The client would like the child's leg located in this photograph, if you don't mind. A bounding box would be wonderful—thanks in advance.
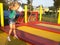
[9,23,13,36]
[13,23,18,39]
[7,23,13,41]
[13,23,16,36]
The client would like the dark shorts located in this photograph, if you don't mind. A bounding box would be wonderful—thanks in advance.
[9,18,16,24]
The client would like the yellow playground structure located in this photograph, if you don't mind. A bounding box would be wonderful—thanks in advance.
[0,3,60,45]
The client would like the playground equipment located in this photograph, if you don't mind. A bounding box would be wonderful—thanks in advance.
[16,5,38,24]
[24,5,43,23]
[0,3,60,45]
[58,8,60,24]
[24,5,28,23]
[24,5,38,23]
[28,11,38,22]
[39,5,43,21]
[0,3,60,27]
[0,3,4,27]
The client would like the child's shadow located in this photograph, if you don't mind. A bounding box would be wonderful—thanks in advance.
[5,36,27,45]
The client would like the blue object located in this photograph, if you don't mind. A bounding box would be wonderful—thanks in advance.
[4,10,10,19]
[4,10,20,19]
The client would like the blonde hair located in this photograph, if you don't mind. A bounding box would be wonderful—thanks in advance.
[8,1,20,10]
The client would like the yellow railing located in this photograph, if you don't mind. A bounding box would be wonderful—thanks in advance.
[24,5,28,23]
[0,3,4,27]
[39,6,43,21]
[58,8,60,24]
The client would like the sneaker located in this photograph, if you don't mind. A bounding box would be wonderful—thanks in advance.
[7,36,11,41]
[14,35,18,39]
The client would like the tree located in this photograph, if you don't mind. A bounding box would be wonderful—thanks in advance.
[27,0,31,4]
[54,0,60,9]
[49,6,56,11]
[0,0,8,10]
[27,0,33,11]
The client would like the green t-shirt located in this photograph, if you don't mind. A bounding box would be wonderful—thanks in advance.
[9,10,16,19]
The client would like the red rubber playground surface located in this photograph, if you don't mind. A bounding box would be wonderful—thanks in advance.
[0,22,60,45]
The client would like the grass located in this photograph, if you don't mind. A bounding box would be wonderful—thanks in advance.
[41,13,58,23]
[42,16,57,23]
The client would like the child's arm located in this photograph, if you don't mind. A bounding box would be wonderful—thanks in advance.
[8,5,12,10]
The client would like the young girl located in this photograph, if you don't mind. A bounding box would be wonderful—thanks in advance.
[7,1,20,41]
